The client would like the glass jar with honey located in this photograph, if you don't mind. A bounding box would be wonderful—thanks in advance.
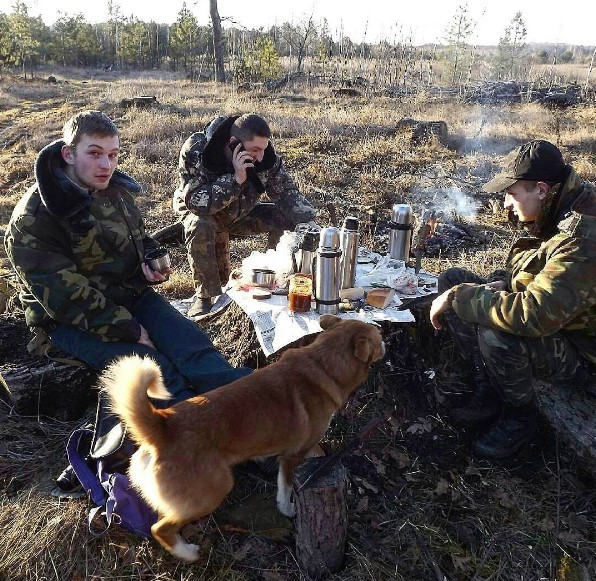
[288,273,313,313]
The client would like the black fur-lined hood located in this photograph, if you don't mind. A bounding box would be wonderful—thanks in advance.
[200,115,277,174]
[34,139,142,218]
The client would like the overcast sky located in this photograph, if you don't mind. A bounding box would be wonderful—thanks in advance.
[4,0,595,46]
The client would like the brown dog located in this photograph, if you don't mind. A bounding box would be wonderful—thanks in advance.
[102,314,385,561]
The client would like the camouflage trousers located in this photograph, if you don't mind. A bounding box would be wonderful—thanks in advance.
[182,203,296,298]
[438,267,595,406]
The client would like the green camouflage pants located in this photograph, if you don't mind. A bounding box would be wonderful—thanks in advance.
[438,267,594,406]
[183,203,295,298]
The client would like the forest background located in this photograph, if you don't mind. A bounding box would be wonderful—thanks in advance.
[1,0,595,91]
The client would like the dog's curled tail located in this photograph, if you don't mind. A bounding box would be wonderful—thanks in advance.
[102,354,170,448]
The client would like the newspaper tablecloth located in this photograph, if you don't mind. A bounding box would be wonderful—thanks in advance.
[226,288,419,357]
[172,250,439,357]
[228,259,437,358]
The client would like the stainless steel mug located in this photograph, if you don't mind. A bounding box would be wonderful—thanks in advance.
[144,247,171,273]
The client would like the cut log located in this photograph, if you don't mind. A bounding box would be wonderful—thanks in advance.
[293,457,348,579]
[2,359,97,421]
[0,311,97,420]
[535,380,596,477]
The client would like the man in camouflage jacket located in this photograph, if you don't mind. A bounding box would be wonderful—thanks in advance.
[5,111,251,410]
[430,140,595,459]
[173,114,317,317]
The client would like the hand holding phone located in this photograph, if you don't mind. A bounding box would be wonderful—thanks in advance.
[230,139,255,185]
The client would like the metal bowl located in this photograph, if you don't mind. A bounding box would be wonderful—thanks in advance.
[251,269,276,287]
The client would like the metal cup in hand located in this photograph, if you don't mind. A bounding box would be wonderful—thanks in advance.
[144,247,171,274]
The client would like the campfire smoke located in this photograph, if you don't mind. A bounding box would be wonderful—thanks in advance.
[433,186,480,219]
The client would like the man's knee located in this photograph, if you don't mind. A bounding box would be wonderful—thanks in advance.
[438,267,482,293]
[183,213,216,246]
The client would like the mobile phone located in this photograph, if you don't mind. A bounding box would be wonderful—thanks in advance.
[229,138,244,153]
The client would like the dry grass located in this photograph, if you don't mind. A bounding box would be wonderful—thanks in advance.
[1,72,595,581]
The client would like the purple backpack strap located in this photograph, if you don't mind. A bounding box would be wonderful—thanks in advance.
[66,428,106,507]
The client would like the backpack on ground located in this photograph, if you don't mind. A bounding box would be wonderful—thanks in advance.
[66,395,158,538]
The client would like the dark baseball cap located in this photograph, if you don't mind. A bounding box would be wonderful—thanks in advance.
[482,140,566,193]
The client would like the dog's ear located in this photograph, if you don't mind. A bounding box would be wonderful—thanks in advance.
[353,335,372,362]
[319,314,341,330]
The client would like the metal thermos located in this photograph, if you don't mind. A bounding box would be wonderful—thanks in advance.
[339,216,359,289]
[294,230,318,275]
[388,203,414,261]
[315,227,342,315]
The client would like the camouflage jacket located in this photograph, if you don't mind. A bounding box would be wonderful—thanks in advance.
[4,139,158,342]
[451,169,596,365]
[172,115,315,227]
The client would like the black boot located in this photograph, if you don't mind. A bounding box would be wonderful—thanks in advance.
[472,402,538,459]
[449,355,503,429]
[449,382,502,426]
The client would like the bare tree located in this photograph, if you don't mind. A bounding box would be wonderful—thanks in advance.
[209,0,225,82]
[443,3,475,84]
[282,14,316,74]
[585,47,596,93]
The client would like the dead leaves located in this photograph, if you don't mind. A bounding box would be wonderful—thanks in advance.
[406,416,433,435]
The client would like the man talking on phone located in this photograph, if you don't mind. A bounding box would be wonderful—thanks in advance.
[173,114,318,318]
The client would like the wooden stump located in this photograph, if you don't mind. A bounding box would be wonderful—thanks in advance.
[293,457,348,579]
[119,96,158,108]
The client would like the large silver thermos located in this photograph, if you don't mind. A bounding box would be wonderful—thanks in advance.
[339,216,359,289]
[388,203,414,261]
[315,227,342,315]
[294,230,318,275]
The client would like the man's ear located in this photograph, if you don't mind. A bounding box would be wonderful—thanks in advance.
[62,144,75,166]
[536,181,550,200]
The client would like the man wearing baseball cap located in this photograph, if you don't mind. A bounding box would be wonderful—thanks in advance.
[429,140,596,459]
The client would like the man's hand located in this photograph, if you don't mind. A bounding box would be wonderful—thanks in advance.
[141,262,172,284]
[231,141,254,185]
[429,288,455,330]
[484,280,506,291]
[137,324,156,349]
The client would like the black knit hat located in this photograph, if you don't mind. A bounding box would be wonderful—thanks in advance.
[483,140,566,193]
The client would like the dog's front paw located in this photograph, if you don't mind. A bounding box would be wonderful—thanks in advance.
[277,498,295,518]
[171,539,200,563]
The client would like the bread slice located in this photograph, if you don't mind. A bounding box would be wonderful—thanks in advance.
[252,289,272,300]
[366,288,395,309]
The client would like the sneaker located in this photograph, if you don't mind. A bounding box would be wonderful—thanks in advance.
[51,464,86,499]
[55,464,82,492]
[188,296,213,318]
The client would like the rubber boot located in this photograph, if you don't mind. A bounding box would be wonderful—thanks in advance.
[472,402,538,459]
